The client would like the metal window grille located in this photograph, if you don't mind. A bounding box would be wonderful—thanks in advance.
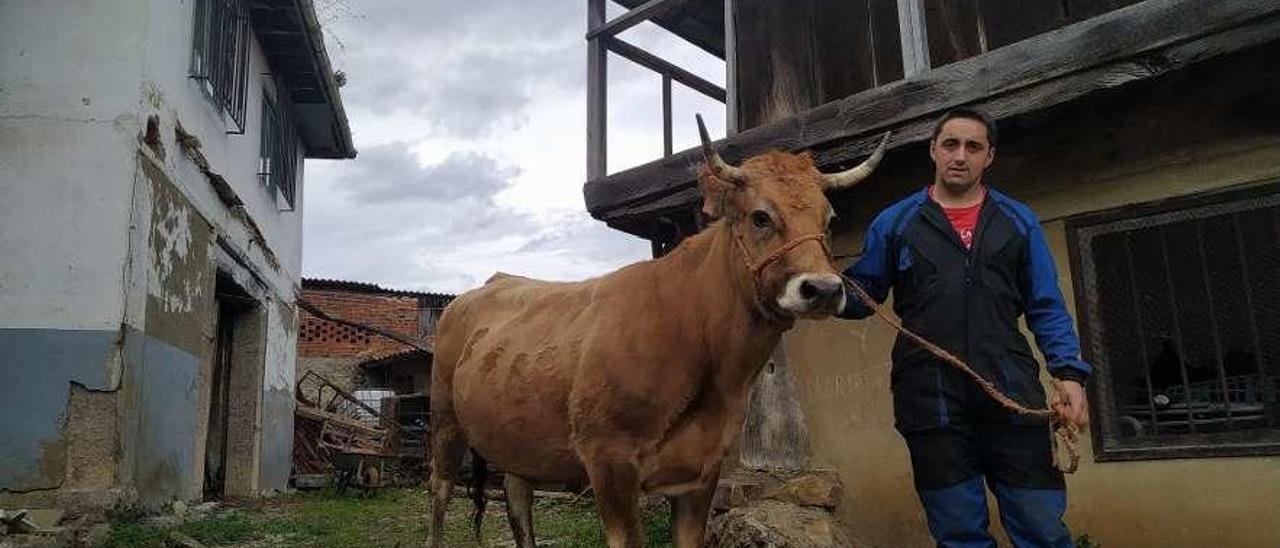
[1070,186,1280,460]
[190,0,251,133]
[259,90,299,209]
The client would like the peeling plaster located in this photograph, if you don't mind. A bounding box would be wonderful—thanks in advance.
[0,329,113,491]
[173,120,283,273]
[65,383,118,490]
[142,81,164,110]
[147,192,197,314]
[142,160,213,358]
[264,299,298,391]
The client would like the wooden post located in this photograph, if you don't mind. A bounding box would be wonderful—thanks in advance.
[662,74,673,157]
[724,0,739,135]
[739,340,812,470]
[897,0,930,77]
[587,0,607,180]
[650,239,665,259]
[729,0,821,472]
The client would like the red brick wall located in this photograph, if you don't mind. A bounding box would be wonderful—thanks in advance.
[298,289,420,359]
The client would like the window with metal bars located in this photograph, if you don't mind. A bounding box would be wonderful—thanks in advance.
[190,0,251,133]
[1068,184,1280,460]
[259,90,300,209]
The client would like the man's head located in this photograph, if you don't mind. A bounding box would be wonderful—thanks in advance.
[929,108,996,193]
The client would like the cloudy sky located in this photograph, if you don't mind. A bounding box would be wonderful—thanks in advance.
[302,1,726,294]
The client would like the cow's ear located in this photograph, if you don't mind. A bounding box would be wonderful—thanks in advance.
[698,167,737,222]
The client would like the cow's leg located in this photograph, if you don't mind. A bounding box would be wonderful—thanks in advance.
[427,421,467,548]
[583,456,643,548]
[669,476,717,548]
[503,473,537,548]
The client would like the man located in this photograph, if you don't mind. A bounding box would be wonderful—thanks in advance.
[839,108,1090,547]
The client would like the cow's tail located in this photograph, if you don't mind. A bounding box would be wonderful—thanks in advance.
[468,448,489,541]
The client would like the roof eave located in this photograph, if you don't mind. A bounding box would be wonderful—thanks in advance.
[252,0,356,160]
[295,0,355,159]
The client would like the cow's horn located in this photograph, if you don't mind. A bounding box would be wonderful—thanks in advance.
[823,131,891,191]
[696,114,746,186]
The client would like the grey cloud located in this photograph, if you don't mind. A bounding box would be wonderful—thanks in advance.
[344,1,582,44]
[344,44,579,138]
[303,174,648,294]
[335,144,518,204]
[513,213,649,260]
[323,2,582,138]
[303,1,655,294]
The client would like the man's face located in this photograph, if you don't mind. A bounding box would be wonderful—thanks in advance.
[929,117,994,192]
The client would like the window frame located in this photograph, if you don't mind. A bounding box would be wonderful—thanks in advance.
[258,80,300,210]
[1066,181,1280,462]
[190,0,251,134]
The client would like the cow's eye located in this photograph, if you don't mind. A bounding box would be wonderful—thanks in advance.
[751,210,772,229]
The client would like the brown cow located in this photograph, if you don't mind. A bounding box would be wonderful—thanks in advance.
[428,116,888,548]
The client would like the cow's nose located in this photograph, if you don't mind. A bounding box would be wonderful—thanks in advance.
[799,276,842,302]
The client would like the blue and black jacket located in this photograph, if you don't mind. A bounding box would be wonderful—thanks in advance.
[840,187,1090,432]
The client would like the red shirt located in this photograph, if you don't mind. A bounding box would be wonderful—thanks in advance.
[930,186,984,249]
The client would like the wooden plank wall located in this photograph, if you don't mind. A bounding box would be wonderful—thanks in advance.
[871,0,906,85]
[926,0,1147,68]
[732,0,1145,131]
[733,0,905,132]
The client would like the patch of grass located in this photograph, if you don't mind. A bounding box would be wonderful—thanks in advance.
[641,507,673,548]
[180,514,259,544]
[98,488,677,547]
[101,520,170,548]
[525,498,672,548]
[533,502,607,548]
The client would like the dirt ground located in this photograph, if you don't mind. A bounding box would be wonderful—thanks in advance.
[99,487,672,548]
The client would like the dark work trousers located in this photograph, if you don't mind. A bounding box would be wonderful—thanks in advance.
[902,400,1072,548]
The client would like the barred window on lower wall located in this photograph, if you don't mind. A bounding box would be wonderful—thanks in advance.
[1068,184,1280,461]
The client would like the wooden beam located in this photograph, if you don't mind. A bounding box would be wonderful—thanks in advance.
[604,36,727,102]
[724,0,739,134]
[612,0,727,59]
[585,0,696,40]
[583,0,1280,227]
[662,74,673,157]
[897,0,930,76]
[587,0,607,180]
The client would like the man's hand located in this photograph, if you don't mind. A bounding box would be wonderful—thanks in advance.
[1054,380,1089,428]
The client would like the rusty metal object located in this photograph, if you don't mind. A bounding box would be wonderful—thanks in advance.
[291,371,400,493]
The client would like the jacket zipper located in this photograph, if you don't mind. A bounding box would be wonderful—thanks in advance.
[959,207,983,422]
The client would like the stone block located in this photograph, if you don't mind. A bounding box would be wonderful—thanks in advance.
[762,471,842,509]
[712,478,766,511]
[706,500,856,548]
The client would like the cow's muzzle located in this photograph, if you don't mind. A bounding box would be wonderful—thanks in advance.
[778,273,845,317]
